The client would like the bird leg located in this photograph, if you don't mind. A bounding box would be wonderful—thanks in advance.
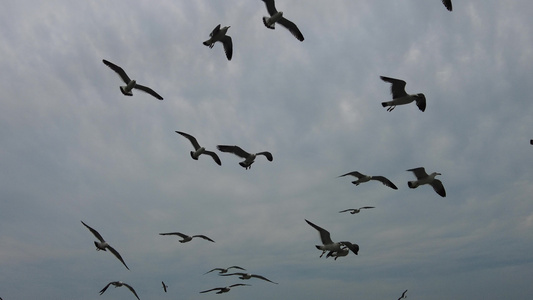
[387,105,395,112]
[319,250,326,258]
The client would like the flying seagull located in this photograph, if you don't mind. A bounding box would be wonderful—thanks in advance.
[380,76,426,112]
[203,266,246,275]
[200,284,250,294]
[81,221,129,270]
[203,24,232,61]
[339,207,375,214]
[161,281,168,293]
[338,171,398,189]
[261,0,304,41]
[217,145,273,169]
[305,219,359,257]
[398,289,408,300]
[442,0,452,11]
[159,232,215,243]
[221,273,278,284]
[407,167,446,197]
[99,281,140,300]
[102,59,163,100]
[175,131,221,166]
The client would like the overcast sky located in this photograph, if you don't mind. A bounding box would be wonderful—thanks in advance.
[1,0,533,299]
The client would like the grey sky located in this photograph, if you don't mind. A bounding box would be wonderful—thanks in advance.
[1,0,533,299]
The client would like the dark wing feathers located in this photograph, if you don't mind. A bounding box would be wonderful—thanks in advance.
[123,283,140,300]
[133,84,163,100]
[159,232,189,238]
[262,0,278,16]
[106,245,130,270]
[192,235,215,242]
[430,179,446,197]
[256,151,273,161]
[338,171,364,178]
[221,36,233,61]
[175,131,200,150]
[102,59,131,83]
[380,76,408,98]
[305,219,333,245]
[371,176,398,189]
[277,18,304,41]
[442,0,452,11]
[204,151,222,165]
[407,167,429,179]
[217,145,251,159]
[81,221,105,243]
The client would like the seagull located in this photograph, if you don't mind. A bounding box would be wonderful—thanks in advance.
[305,219,359,257]
[203,24,232,61]
[380,76,426,112]
[221,273,278,284]
[175,131,221,166]
[203,266,246,275]
[339,207,375,214]
[159,232,215,243]
[407,167,446,197]
[99,281,140,300]
[102,59,163,100]
[81,221,129,270]
[217,145,273,169]
[162,281,168,293]
[398,289,408,300]
[442,0,452,11]
[200,284,250,294]
[261,0,304,41]
[338,171,398,189]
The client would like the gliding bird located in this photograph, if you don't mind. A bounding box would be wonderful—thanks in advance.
[261,0,304,41]
[398,289,408,300]
[200,284,250,294]
[102,59,163,100]
[203,24,232,61]
[442,0,452,11]
[99,281,140,300]
[159,232,215,243]
[305,219,359,257]
[380,76,426,112]
[81,221,130,270]
[162,281,168,293]
[217,145,273,169]
[407,167,446,197]
[175,131,221,165]
[338,171,398,189]
[339,207,375,214]
[203,266,246,275]
[221,273,278,284]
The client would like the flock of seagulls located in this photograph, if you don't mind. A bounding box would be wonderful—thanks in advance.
[78,1,460,299]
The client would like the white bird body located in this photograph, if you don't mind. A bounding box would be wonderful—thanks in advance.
[407,167,446,197]
[326,247,349,260]
[217,145,273,169]
[305,219,359,257]
[203,24,232,61]
[263,11,283,28]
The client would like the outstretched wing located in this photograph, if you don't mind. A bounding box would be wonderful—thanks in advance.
[442,0,452,11]
[159,232,189,239]
[175,131,201,150]
[133,84,163,100]
[251,274,278,284]
[380,76,408,98]
[203,268,223,275]
[430,179,446,197]
[106,245,130,270]
[81,221,105,243]
[278,17,304,41]
[262,0,278,16]
[102,59,131,84]
[305,219,333,245]
[99,282,116,295]
[256,151,273,161]
[204,151,222,166]
[210,24,221,37]
[220,272,244,277]
[229,283,250,288]
[338,171,364,179]
[220,36,233,61]
[217,145,251,159]
[123,283,141,300]
[228,265,246,271]
[340,241,359,255]
[338,209,354,213]
[407,167,429,179]
[200,287,222,293]
[371,176,398,189]
[162,281,167,292]
[415,94,426,112]
[193,235,215,242]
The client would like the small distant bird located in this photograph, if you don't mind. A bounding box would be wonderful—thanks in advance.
[338,171,398,189]
[305,219,359,257]
[398,289,408,300]
[102,59,163,100]
[81,221,129,270]
[407,167,446,197]
[203,24,232,61]
[530,139,532,145]
[175,131,221,165]
[203,266,246,275]
[159,232,215,243]
[200,284,250,294]
[442,0,452,11]
[261,0,304,41]
[380,76,426,112]
[217,145,273,169]
[221,273,278,284]
[162,281,168,293]
[99,281,140,300]
[339,207,375,214]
